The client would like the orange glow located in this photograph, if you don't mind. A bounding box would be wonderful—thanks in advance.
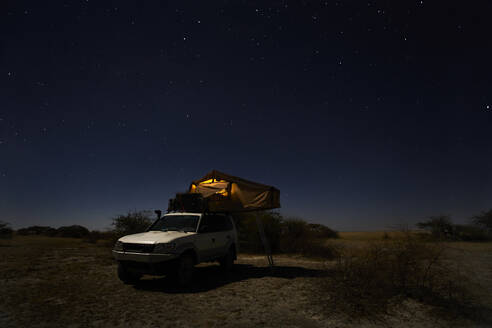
[198,178,227,184]
[216,189,228,196]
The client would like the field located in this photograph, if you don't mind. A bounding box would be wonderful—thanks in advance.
[1,235,491,327]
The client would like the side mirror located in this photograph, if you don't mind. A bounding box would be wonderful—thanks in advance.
[199,225,209,233]
[155,210,162,220]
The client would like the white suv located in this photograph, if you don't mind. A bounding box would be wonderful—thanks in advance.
[112,212,238,285]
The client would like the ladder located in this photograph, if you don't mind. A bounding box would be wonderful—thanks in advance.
[255,212,274,268]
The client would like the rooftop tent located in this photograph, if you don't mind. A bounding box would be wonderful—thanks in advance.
[189,170,280,212]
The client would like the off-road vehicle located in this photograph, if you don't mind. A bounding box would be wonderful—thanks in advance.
[112,212,238,285]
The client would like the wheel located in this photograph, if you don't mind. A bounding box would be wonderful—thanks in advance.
[219,246,235,272]
[174,254,194,286]
[117,262,142,284]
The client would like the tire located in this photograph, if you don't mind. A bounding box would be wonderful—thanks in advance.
[219,246,235,272]
[117,262,141,284]
[174,254,194,286]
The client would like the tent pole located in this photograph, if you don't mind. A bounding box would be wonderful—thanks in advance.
[255,211,274,269]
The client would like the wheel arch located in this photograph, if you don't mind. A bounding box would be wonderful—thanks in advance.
[230,242,237,260]
[180,248,198,264]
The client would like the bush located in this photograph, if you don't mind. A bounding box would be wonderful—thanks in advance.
[56,225,90,238]
[279,219,339,255]
[471,209,492,234]
[417,214,492,241]
[0,221,13,239]
[233,211,283,253]
[279,218,310,253]
[111,210,154,237]
[417,215,454,240]
[454,224,491,241]
[233,212,338,258]
[17,226,57,236]
[307,223,339,239]
[321,232,469,318]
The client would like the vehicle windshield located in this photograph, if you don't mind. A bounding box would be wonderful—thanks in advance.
[148,215,199,232]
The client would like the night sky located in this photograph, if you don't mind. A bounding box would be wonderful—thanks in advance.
[2,0,491,231]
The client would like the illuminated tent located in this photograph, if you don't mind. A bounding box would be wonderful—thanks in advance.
[189,170,280,212]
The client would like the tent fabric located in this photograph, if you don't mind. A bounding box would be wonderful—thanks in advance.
[189,170,280,212]
[193,181,230,198]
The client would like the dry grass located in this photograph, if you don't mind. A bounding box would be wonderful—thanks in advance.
[316,233,492,325]
[1,235,491,327]
[338,230,427,241]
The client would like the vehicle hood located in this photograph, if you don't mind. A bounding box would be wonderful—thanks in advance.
[119,231,196,244]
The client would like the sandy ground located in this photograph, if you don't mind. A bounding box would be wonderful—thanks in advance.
[1,236,491,328]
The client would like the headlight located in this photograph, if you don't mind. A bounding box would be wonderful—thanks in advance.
[114,241,123,251]
[153,243,176,253]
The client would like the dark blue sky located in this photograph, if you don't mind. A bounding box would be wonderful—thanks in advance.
[1,0,491,231]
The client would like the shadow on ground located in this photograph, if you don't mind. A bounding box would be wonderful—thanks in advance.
[133,263,328,293]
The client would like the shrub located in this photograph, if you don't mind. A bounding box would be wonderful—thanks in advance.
[320,232,469,318]
[233,211,283,253]
[471,209,492,234]
[417,215,454,239]
[56,225,90,238]
[111,210,154,237]
[454,224,491,241]
[300,239,339,259]
[17,226,57,236]
[279,218,310,253]
[233,213,338,258]
[0,221,13,239]
[279,218,338,257]
[417,214,492,241]
[307,223,339,239]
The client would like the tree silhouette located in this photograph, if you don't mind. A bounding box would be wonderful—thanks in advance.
[471,209,492,233]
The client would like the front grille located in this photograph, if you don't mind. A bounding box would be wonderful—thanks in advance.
[123,243,155,253]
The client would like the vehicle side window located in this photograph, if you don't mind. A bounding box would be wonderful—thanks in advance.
[219,216,233,231]
[225,216,233,231]
[198,215,214,233]
[198,214,232,232]
[215,215,233,232]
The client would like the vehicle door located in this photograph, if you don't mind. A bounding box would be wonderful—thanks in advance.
[212,214,234,257]
[195,214,217,261]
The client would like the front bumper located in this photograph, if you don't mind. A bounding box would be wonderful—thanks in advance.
[112,250,178,263]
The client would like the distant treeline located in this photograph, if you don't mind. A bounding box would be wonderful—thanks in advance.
[417,210,492,241]
[3,208,491,246]
[2,211,340,257]
[17,225,92,238]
